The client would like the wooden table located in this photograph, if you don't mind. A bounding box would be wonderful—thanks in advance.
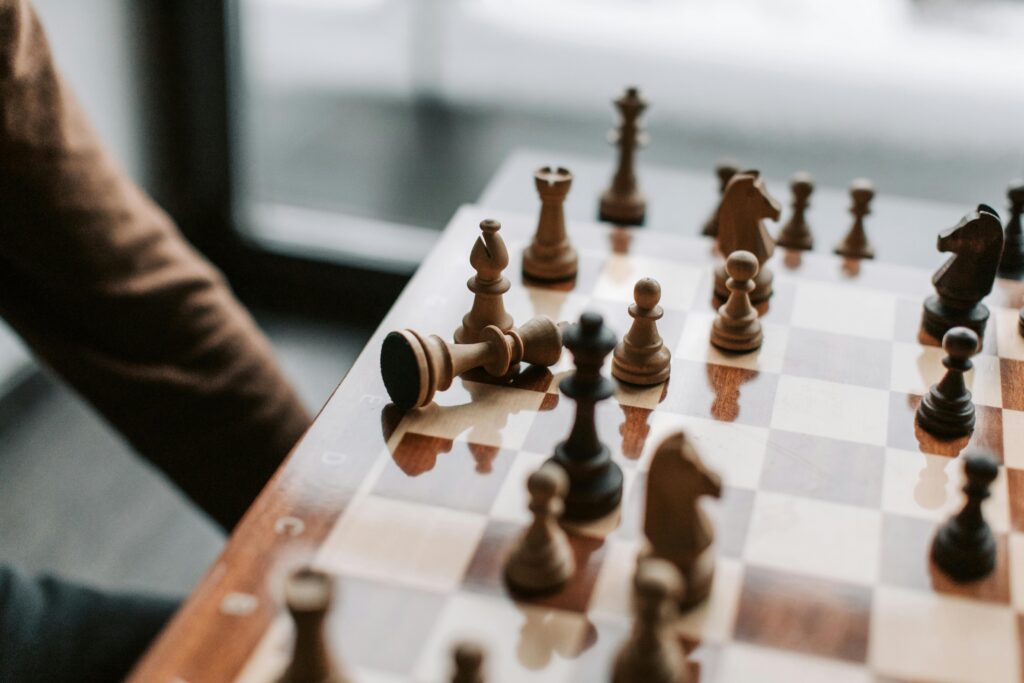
[129,155,1024,683]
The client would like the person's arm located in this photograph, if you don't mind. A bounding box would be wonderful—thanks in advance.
[0,0,311,530]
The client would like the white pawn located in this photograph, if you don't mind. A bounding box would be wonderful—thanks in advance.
[612,278,672,385]
[710,250,763,352]
[612,558,691,683]
[504,463,576,594]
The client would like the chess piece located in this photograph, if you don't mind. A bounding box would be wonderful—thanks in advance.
[775,172,814,250]
[931,450,998,582]
[713,171,780,304]
[455,219,514,344]
[504,463,576,594]
[548,312,624,521]
[916,327,979,438]
[612,558,691,683]
[599,87,648,226]
[612,278,671,385]
[278,568,349,683]
[524,167,578,281]
[711,251,763,352]
[1020,305,1024,338]
[833,179,876,259]
[381,317,562,410]
[997,180,1024,277]
[920,205,1004,342]
[451,641,486,683]
[644,432,722,609]
[701,160,739,237]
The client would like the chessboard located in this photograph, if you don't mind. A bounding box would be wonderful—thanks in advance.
[149,196,1024,683]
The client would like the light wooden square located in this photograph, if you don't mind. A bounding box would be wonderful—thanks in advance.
[870,586,1020,683]
[994,305,1024,361]
[593,254,705,309]
[771,376,890,447]
[674,310,789,374]
[714,643,872,683]
[319,496,486,593]
[790,282,897,341]
[1002,409,1024,470]
[744,491,882,585]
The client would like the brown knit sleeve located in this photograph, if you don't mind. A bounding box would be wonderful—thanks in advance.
[0,0,312,530]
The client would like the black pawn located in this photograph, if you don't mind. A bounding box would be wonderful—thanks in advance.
[916,327,978,438]
[998,180,1024,277]
[548,312,624,521]
[775,172,814,251]
[931,451,998,582]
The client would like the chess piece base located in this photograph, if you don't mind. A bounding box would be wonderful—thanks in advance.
[916,386,976,438]
[612,344,671,386]
[599,191,646,226]
[714,265,773,304]
[710,316,763,353]
[504,535,575,595]
[833,241,875,259]
[548,444,623,522]
[921,295,989,343]
[522,245,578,281]
[930,520,996,582]
[1019,308,1024,337]
[776,229,813,251]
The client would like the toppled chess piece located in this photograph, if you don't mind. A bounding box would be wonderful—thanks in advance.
[612,278,671,385]
[524,166,578,281]
[644,432,722,609]
[504,463,576,594]
[775,171,814,251]
[834,179,876,259]
[711,251,763,353]
[451,641,486,683]
[931,450,998,582]
[920,205,1004,343]
[548,312,624,521]
[381,317,562,410]
[916,327,979,438]
[713,170,780,304]
[701,160,739,238]
[279,568,349,683]
[455,219,514,344]
[997,180,1024,277]
[599,87,648,226]
[612,558,691,683]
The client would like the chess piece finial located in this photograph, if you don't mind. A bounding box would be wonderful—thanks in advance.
[612,557,691,683]
[997,180,1024,277]
[455,219,514,344]
[524,167,578,281]
[279,568,349,683]
[712,170,780,304]
[612,278,671,385]
[711,251,763,352]
[451,641,486,683]
[548,312,624,521]
[702,159,740,237]
[776,171,814,250]
[833,178,876,259]
[931,450,998,582]
[381,316,562,410]
[599,86,648,226]
[644,432,723,609]
[916,327,978,438]
[504,463,576,594]
[920,204,1004,343]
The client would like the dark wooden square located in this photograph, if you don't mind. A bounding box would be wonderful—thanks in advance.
[734,565,872,663]
[1000,358,1024,411]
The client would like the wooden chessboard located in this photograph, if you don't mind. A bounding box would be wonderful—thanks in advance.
[131,201,1024,683]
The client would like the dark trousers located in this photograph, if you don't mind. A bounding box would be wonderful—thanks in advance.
[0,1,313,680]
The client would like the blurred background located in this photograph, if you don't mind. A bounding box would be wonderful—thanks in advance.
[1,0,1022,606]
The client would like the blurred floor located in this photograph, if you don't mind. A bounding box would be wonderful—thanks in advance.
[0,310,373,599]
